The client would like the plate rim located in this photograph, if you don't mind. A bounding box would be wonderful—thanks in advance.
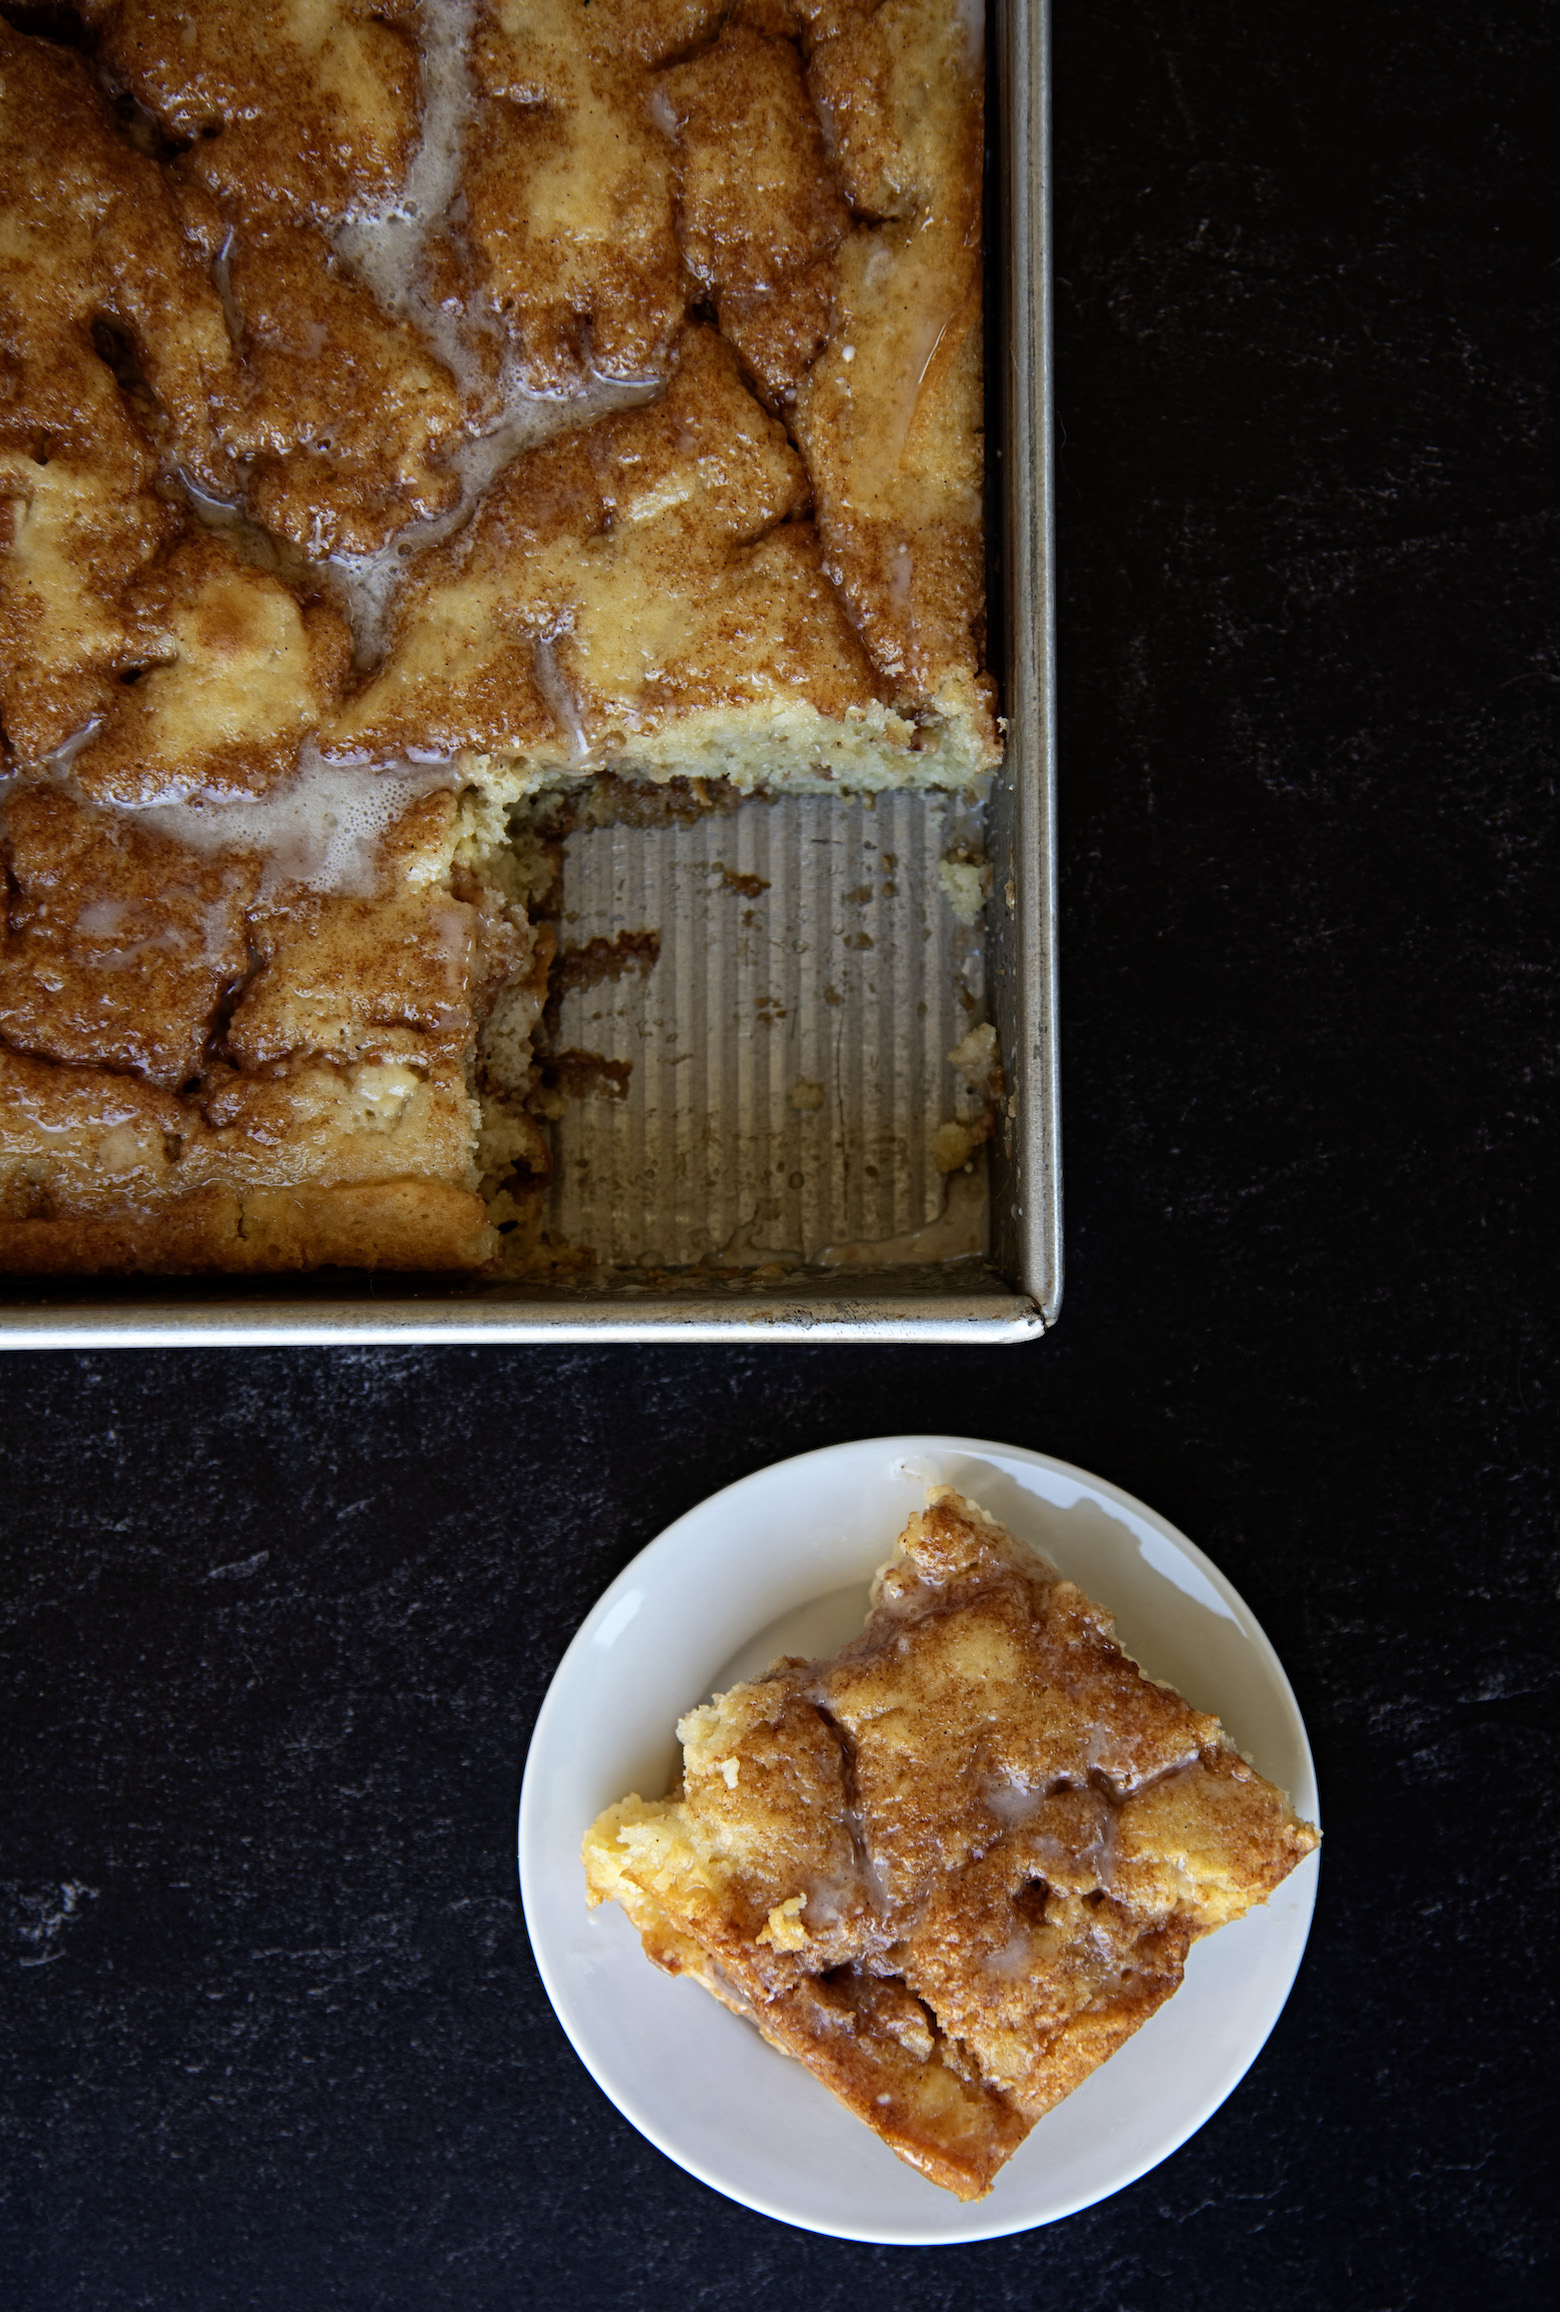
[518,1434,1320,2244]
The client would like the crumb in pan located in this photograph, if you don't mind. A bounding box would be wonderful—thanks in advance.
[583,1487,1319,2201]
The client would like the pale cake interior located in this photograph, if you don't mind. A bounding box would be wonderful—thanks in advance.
[0,0,997,1275]
[584,1487,1319,2201]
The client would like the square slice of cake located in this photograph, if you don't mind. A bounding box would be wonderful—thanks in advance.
[584,1487,1319,2201]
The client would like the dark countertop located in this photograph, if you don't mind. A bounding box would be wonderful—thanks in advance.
[2,2,1555,2305]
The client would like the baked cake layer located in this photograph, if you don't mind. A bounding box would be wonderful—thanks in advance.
[0,761,546,1271]
[584,1488,1319,2201]
[1,0,994,1273]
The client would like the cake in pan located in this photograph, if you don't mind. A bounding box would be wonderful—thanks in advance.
[585,1488,1319,2201]
[0,0,994,1274]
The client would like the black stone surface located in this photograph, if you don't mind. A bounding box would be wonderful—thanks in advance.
[2,2,1557,2304]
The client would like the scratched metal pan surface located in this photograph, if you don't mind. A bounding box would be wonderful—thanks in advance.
[0,0,1059,1350]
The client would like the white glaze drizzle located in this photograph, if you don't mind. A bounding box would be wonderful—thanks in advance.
[123,742,457,900]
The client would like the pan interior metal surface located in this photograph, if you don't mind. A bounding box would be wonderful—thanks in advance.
[546,790,991,1273]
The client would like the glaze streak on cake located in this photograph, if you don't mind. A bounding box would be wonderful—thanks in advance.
[584,1489,1319,2201]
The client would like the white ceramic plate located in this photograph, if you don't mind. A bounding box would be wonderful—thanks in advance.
[518,1436,1320,2245]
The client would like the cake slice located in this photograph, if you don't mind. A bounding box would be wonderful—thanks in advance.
[583,1487,1319,2201]
[0,738,547,1275]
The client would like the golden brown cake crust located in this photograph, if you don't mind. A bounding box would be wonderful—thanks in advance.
[0,1177,492,1275]
[584,1489,1319,2202]
[0,773,530,1274]
[338,326,886,766]
[660,24,849,405]
[464,0,702,394]
[4,0,996,766]
[0,19,237,758]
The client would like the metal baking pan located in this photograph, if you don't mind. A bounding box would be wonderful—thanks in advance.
[0,0,1059,1350]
